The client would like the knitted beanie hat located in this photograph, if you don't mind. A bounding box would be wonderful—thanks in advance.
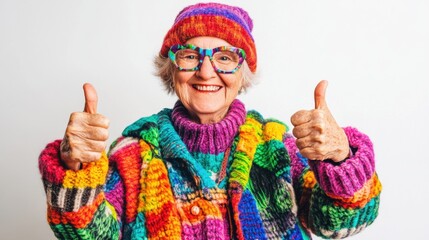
[160,2,257,72]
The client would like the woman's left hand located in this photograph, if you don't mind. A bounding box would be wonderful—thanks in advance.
[291,80,349,162]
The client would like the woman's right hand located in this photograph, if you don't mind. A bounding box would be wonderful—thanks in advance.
[60,83,110,170]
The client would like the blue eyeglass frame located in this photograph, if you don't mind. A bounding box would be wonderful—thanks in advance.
[168,44,246,74]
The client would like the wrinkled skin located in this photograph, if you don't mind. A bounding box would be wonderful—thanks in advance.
[60,83,109,170]
[290,80,349,162]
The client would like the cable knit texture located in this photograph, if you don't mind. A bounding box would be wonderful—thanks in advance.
[39,100,381,239]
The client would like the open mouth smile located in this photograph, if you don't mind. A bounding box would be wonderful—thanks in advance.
[192,84,222,92]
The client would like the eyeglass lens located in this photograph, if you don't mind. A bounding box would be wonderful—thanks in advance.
[174,48,241,72]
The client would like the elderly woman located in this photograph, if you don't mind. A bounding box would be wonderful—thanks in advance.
[39,2,381,240]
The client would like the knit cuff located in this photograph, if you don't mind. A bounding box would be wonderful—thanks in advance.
[308,127,375,198]
[39,140,108,212]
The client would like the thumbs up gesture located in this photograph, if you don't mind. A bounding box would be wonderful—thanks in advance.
[60,83,110,170]
[291,80,349,162]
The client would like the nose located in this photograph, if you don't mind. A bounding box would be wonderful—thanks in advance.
[196,56,216,80]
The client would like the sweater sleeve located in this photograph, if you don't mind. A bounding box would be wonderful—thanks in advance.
[38,139,134,239]
[285,127,382,239]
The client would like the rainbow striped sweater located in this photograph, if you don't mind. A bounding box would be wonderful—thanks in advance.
[39,100,381,239]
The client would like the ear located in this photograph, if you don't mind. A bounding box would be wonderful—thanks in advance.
[239,66,249,93]
[238,86,244,94]
[238,76,246,94]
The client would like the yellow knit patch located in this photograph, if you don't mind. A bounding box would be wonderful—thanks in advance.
[236,118,262,159]
[263,122,286,141]
[139,158,175,213]
[63,152,108,188]
[245,117,263,130]
[138,140,152,212]
[303,170,317,189]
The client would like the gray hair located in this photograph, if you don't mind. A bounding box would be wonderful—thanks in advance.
[154,53,257,94]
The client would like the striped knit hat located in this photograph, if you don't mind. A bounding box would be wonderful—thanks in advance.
[160,2,257,72]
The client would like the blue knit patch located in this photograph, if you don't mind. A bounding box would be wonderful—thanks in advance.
[238,189,267,239]
[105,170,120,192]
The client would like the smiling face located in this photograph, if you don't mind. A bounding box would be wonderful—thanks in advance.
[173,36,244,124]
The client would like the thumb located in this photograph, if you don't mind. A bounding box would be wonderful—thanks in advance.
[314,80,328,109]
[83,83,98,114]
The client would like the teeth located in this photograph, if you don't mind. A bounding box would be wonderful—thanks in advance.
[194,85,221,91]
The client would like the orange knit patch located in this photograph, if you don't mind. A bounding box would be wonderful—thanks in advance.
[179,198,223,224]
[303,170,317,189]
[47,193,104,228]
[329,174,382,209]
[139,140,152,152]
[63,152,108,189]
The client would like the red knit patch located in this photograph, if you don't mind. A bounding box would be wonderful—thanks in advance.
[145,201,181,238]
[39,140,66,184]
[110,140,142,223]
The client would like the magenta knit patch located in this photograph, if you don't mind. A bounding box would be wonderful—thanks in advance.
[105,178,125,218]
[284,134,306,183]
[181,218,227,240]
[309,127,375,198]
[39,140,66,184]
[171,99,246,155]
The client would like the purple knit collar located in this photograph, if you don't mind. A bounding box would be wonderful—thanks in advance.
[171,99,246,155]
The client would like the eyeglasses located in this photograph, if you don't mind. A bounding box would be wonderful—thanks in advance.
[168,44,246,74]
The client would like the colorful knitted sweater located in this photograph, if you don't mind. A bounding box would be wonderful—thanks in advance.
[39,100,381,239]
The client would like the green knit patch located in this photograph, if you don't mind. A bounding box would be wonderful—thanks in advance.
[310,185,380,236]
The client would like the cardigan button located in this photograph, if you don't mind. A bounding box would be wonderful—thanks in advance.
[191,205,200,215]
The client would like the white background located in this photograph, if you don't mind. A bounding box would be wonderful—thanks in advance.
[1,0,428,239]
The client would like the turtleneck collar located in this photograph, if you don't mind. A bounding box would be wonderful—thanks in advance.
[171,99,246,155]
